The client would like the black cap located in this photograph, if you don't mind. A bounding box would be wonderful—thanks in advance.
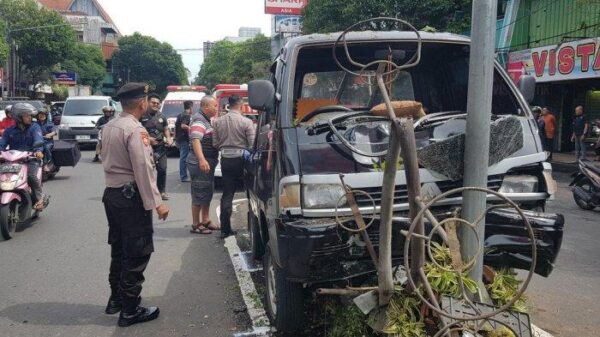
[116,82,149,100]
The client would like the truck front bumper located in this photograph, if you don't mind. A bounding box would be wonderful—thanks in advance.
[276,208,564,284]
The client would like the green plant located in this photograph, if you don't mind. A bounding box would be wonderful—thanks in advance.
[382,293,426,337]
[424,242,478,297]
[324,302,374,337]
[486,269,528,313]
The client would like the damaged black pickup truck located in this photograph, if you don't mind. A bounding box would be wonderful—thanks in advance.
[244,31,564,333]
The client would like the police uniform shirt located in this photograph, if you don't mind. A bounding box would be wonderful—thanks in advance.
[101,112,163,211]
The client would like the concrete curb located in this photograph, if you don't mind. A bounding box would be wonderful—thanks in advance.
[224,236,271,337]
[532,324,554,337]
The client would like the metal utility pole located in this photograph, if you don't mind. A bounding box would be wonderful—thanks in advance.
[461,0,498,301]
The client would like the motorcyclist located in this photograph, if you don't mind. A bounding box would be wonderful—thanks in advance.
[93,106,115,162]
[36,108,57,164]
[0,105,16,136]
[0,103,48,211]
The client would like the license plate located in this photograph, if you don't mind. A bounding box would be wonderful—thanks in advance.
[75,135,91,140]
[0,164,21,173]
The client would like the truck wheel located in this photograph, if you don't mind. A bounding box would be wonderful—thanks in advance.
[249,213,264,260]
[0,203,18,240]
[263,246,305,334]
[573,178,596,210]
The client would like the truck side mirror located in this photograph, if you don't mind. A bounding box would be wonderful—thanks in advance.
[249,80,275,113]
[519,75,536,104]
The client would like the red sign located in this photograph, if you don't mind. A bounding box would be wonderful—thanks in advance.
[265,0,308,15]
[508,38,600,83]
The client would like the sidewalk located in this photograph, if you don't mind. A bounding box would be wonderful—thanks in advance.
[549,150,598,172]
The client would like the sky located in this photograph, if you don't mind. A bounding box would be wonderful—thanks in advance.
[97,0,273,82]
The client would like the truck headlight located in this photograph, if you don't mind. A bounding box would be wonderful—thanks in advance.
[302,184,347,209]
[499,175,539,194]
[279,183,301,209]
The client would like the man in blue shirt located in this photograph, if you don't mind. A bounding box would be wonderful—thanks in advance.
[0,103,47,210]
[571,105,589,160]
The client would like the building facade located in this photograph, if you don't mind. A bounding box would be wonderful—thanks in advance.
[500,0,600,151]
[37,0,120,96]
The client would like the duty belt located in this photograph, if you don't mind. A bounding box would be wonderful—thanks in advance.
[121,182,138,199]
[221,148,244,158]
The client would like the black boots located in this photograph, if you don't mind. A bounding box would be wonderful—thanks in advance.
[105,296,122,315]
[93,155,100,162]
[118,306,160,327]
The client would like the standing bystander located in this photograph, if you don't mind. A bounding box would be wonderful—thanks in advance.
[532,106,545,149]
[141,94,173,200]
[175,100,193,182]
[213,95,256,239]
[571,105,589,160]
[188,96,220,234]
[542,107,557,160]
[101,82,169,327]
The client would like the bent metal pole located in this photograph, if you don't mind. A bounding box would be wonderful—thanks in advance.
[461,0,498,301]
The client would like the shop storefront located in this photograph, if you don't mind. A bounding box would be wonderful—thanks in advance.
[508,38,600,152]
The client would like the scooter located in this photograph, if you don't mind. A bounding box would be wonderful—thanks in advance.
[0,150,46,240]
[570,160,600,210]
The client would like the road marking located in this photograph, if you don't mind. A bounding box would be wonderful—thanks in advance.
[224,236,271,337]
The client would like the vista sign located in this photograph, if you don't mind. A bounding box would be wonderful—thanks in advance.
[508,38,600,83]
[265,0,308,15]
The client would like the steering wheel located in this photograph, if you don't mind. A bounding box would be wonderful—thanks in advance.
[299,105,353,123]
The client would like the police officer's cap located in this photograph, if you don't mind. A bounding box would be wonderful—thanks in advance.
[116,82,149,100]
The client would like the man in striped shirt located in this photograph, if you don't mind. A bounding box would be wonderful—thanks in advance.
[187,96,220,234]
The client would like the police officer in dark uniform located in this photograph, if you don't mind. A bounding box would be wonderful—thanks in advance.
[141,94,173,201]
[101,83,170,327]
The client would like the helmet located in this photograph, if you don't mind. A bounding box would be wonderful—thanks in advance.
[531,106,542,114]
[12,103,38,124]
[102,106,115,114]
[4,105,12,114]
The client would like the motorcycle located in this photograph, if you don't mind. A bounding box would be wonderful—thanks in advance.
[42,154,60,181]
[570,160,600,210]
[0,150,47,240]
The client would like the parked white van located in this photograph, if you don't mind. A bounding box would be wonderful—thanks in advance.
[58,96,120,144]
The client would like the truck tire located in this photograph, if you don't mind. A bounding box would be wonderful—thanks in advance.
[249,212,264,260]
[263,246,305,334]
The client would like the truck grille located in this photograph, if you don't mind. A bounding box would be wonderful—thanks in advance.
[353,175,504,207]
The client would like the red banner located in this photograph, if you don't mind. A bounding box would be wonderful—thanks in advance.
[265,0,308,15]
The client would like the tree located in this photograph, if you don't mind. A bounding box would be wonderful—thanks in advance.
[195,35,272,89]
[60,43,106,89]
[0,19,8,65]
[112,32,188,95]
[0,0,75,80]
[303,0,471,34]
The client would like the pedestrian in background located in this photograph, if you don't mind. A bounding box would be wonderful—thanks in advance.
[571,105,589,161]
[141,94,173,200]
[542,107,556,160]
[93,106,115,162]
[213,95,256,239]
[532,106,545,149]
[188,96,219,234]
[594,119,600,161]
[0,105,16,136]
[175,100,193,182]
[101,82,169,327]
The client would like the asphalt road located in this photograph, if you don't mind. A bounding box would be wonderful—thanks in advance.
[524,171,600,337]
[0,152,598,337]
[0,152,251,337]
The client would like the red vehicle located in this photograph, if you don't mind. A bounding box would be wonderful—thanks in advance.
[212,84,258,122]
